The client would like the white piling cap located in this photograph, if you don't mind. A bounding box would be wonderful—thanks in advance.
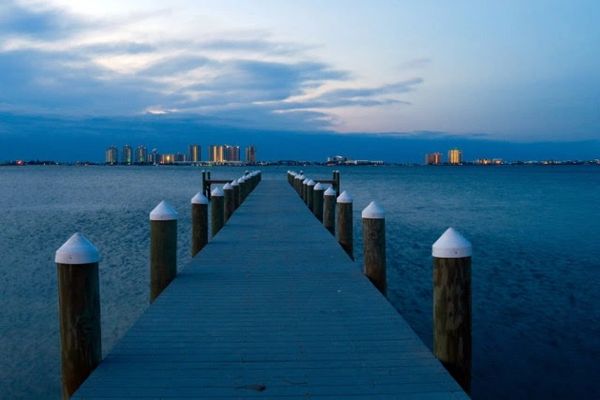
[302,178,309,184]
[296,175,304,180]
[307,179,316,186]
[223,182,233,190]
[314,182,325,190]
[55,232,100,264]
[211,187,224,197]
[324,187,336,196]
[231,179,239,186]
[362,201,385,219]
[191,192,208,204]
[432,227,472,258]
[150,200,178,221]
[337,190,353,203]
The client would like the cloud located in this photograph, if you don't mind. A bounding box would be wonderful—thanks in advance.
[398,58,431,70]
[0,1,421,131]
[0,0,92,39]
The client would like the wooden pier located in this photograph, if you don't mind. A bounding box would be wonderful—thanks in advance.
[72,179,468,399]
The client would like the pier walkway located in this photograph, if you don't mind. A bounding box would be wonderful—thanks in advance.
[74,180,467,399]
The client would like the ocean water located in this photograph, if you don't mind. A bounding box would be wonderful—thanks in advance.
[0,165,598,399]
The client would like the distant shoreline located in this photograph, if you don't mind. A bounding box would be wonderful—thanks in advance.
[1,161,599,167]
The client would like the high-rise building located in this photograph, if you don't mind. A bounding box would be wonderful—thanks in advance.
[448,149,462,165]
[149,149,159,165]
[245,145,256,163]
[105,146,118,165]
[122,144,133,165]
[209,145,223,162]
[425,152,442,165]
[189,144,201,163]
[175,153,186,162]
[135,145,147,164]
[209,145,240,163]
[225,145,240,162]
[161,154,175,164]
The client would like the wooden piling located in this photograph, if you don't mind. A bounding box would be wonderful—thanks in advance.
[191,192,209,256]
[295,174,304,195]
[307,180,316,211]
[239,177,247,203]
[432,227,472,393]
[362,201,386,295]
[149,201,178,303]
[223,183,234,221]
[231,180,240,209]
[55,233,101,399]
[302,178,309,203]
[211,187,225,236]
[333,170,341,196]
[336,191,353,259]
[323,186,336,235]
[312,182,325,221]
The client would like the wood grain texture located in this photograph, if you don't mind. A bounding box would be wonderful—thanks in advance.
[336,202,354,260]
[57,262,101,399]
[312,187,324,221]
[433,256,471,393]
[211,196,224,237]
[233,185,240,210]
[363,218,386,295]
[323,194,336,235]
[150,220,177,303]
[191,203,208,256]
[73,180,467,399]
[224,187,235,222]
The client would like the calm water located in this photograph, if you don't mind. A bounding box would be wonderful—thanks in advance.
[0,165,598,399]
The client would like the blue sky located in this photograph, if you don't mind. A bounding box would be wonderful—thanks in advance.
[0,0,599,161]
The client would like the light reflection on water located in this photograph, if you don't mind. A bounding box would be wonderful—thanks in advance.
[0,165,598,399]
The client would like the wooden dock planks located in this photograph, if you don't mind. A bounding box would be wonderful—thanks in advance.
[74,180,467,399]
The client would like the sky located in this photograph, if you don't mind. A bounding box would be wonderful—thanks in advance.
[0,0,599,161]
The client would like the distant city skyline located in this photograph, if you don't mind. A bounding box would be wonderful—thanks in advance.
[0,1,598,160]
[104,143,258,165]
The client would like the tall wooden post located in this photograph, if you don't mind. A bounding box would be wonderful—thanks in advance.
[55,233,101,399]
[201,170,206,196]
[306,180,316,211]
[231,180,240,210]
[239,177,247,202]
[333,170,341,196]
[223,182,234,221]
[206,171,212,200]
[191,192,208,256]
[295,174,304,195]
[302,178,309,203]
[149,200,178,303]
[336,191,353,259]
[312,182,325,221]
[323,186,336,235]
[211,187,225,236]
[432,227,472,393]
[362,201,386,295]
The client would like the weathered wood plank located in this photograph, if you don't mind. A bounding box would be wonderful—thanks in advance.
[73,180,466,399]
